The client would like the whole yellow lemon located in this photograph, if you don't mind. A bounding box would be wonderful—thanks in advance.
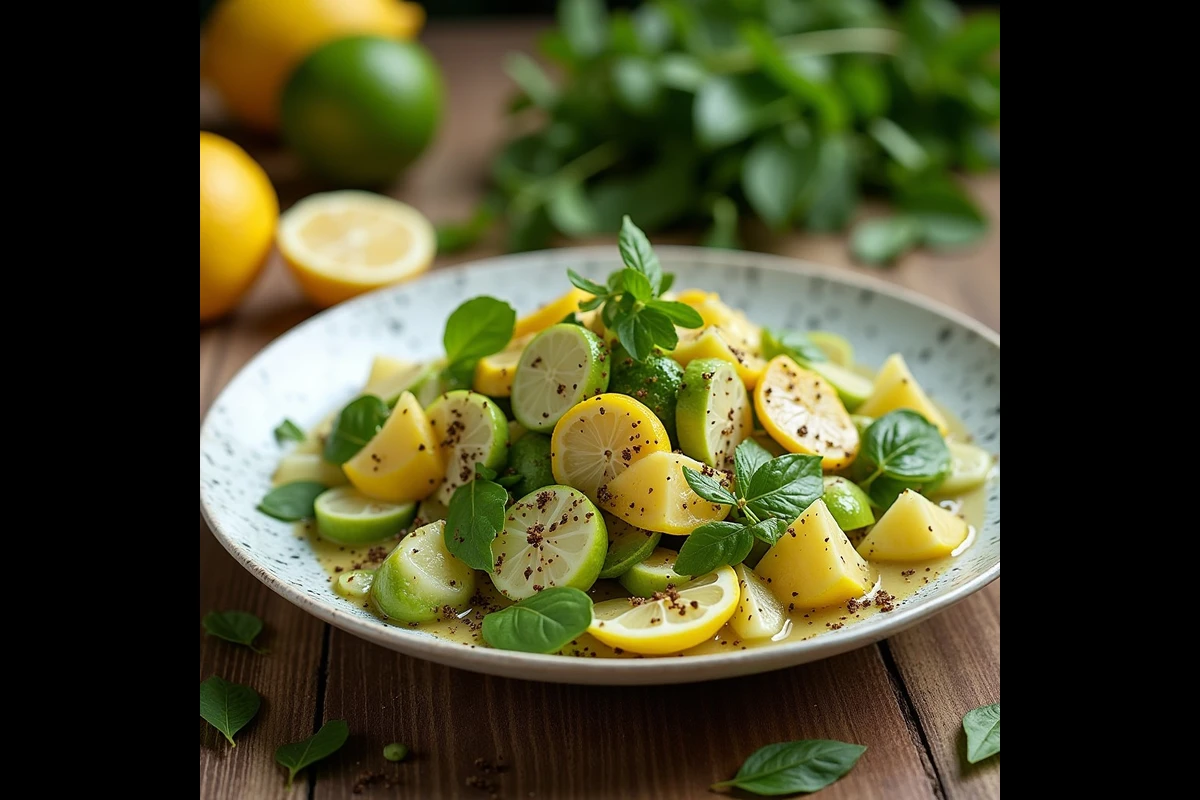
[201,0,426,133]
[199,132,279,322]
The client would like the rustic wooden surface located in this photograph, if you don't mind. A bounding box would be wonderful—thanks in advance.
[200,20,1000,799]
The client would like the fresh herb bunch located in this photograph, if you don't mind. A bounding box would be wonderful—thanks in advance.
[442,0,998,266]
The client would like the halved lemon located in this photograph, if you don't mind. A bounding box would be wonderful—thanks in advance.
[754,355,859,470]
[277,190,435,308]
[588,566,740,655]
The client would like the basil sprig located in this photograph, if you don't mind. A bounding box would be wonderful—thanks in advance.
[440,296,516,389]
[713,739,866,795]
[482,587,594,654]
[963,703,1000,764]
[855,409,951,507]
[675,439,823,576]
[275,719,349,788]
[567,216,702,361]
[443,465,509,573]
[199,676,261,747]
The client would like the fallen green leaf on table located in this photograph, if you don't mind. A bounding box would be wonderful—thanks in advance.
[963,702,1000,763]
[199,676,261,747]
[713,739,867,795]
[276,719,350,788]
[202,610,266,653]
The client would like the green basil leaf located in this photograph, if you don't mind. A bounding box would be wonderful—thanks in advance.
[638,307,678,352]
[747,517,789,546]
[658,272,675,295]
[578,295,605,312]
[441,359,478,392]
[257,481,326,522]
[444,479,509,573]
[612,56,662,115]
[733,438,774,493]
[851,216,923,266]
[273,419,305,445]
[617,215,662,292]
[645,299,703,328]
[681,466,737,506]
[693,74,787,150]
[482,587,593,654]
[199,676,261,747]
[202,611,265,653]
[323,395,389,464]
[566,269,608,296]
[963,703,1000,764]
[275,719,349,789]
[505,52,557,109]
[443,296,517,365]
[840,59,890,120]
[742,133,815,230]
[804,135,858,231]
[744,454,824,521]
[862,410,951,481]
[760,328,828,365]
[475,463,498,482]
[614,311,655,362]
[865,475,917,510]
[713,739,866,795]
[558,0,609,60]
[622,267,653,302]
[674,522,754,576]
[740,23,848,132]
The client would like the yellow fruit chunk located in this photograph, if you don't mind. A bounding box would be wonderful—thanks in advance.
[671,326,766,390]
[755,499,873,610]
[588,567,740,655]
[729,563,786,640]
[199,133,278,322]
[675,290,762,352]
[473,334,534,397]
[551,393,671,503]
[514,288,594,339]
[201,0,424,132]
[754,356,859,470]
[277,191,435,309]
[598,452,731,535]
[362,356,433,402]
[856,354,950,435]
[272,453,349,488]
[856,490,970,561]
[343,392,443,503]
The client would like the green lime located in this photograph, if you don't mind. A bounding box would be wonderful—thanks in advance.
[333,569,375,601]
[597,513,662,579]
[808,331,855,366]
[370,520,476,623]
[489,485,607,600]
[281,36,443,186]
[931,441,993,495]
[822,476,876,531]
[505,432,556,498]
[511,324,610,433]
[426,390,510,504]
[314,486,416,545]
[675,357,753,470]
[618,547,682,597]
[607,345,684,444]
[807,360,873,410]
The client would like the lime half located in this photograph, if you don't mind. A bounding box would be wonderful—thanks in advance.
[489,485,607,601]
[618,547,682,597]
[598,513,662,579]
[822,476,875,531]
[369,520,476,623]
[314,486,416,545]
[426,389,510,504]
[511,323,610,432]
[675,357,754,471]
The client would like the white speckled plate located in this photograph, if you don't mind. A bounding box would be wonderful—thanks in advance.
[199,247,999,685]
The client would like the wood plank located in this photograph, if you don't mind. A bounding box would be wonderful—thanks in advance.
[314,631,937,800]
[885,582,1001,799]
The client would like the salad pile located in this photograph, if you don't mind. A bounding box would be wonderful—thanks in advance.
[260,217,993,657]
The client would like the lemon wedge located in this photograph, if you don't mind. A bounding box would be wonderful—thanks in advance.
[278,190,435,308]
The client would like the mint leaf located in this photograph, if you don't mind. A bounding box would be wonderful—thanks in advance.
[733,438,774,493]
[444,479,509,573]
[273,419,306,445]
[617,215,663,292]
[743,454,824,521]
[713,739,866,795]
[621,267,653,301]
[644,299,703,328]
[275,720,349,789]
[323,395,389,464]
[681,466,737,506]
[257,481,326,522]
[202,611,265,653]
[614,311,656,362]
[482,587,593,653]
[673,521,754,576]
[199,676,261,747]
[443,296,516,365]
[567,269,608,296]
[657,273,675,294]
[963,703,1000,764]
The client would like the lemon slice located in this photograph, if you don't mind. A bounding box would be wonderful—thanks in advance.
[588,566,740,655]
[277,190,435,308]
[314,486,416,545]
[550,393,671,503]
[754,355,860,470]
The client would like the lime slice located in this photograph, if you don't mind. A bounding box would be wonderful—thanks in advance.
[333,569,375,601]
[729,563,787,640]
[675,357,754,471]
[822,476,875,531]
[589,566,740,655]
[807,360,874,411]
[598,513,662,579]
[369,520,477,623]
[272,453,348,488]
[505,432,556,498]
[489,485,607,601]
[511,323,610,432]
[314,486,417,545]
[932,441,994,495]
[807,331,855,367]
[618,547,682,597]
[426,390,510,504]
[607,345,684,445]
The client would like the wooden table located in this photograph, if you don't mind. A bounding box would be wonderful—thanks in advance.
[200,21,999,799]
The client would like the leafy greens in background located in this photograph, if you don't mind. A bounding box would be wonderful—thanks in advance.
[440,0,998,266]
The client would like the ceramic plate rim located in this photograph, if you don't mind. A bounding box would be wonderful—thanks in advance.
[200,245,999,685]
